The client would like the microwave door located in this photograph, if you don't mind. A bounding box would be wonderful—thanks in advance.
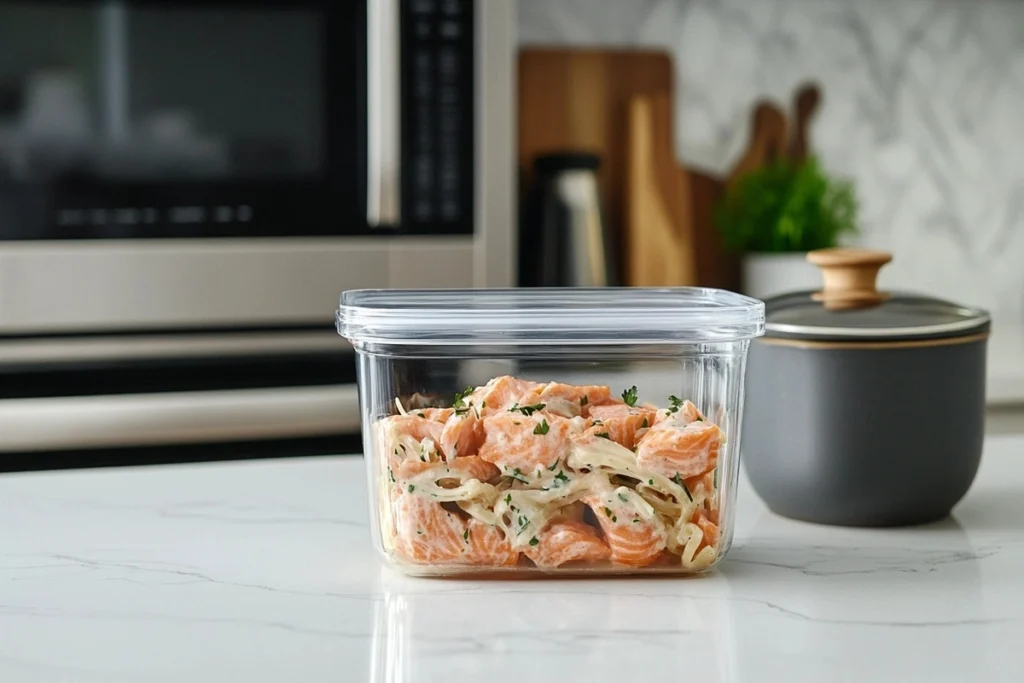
[366,0,400,227]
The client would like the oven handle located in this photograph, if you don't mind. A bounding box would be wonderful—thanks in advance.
[366,0,401,227]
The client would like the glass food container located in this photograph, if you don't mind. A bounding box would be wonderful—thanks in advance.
[337,288,765,576]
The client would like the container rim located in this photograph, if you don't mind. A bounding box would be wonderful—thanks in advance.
[337,287,766,345]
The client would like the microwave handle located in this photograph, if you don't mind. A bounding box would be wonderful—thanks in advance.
[366,0,401,226]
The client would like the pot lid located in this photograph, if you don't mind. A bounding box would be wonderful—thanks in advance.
[763,248,991,341]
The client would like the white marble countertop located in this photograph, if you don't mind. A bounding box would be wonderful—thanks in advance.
[2,439,1023,682]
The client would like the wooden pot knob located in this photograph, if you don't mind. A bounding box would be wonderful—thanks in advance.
[807,248,892,310]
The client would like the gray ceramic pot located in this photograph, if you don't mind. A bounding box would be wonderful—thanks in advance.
[742,248,991,527]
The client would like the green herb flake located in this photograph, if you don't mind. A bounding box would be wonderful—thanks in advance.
[463,529,469,542]
[592,419,603,426]
[696,415,704,422]
[452,386,474,409]
[510,402,546,416]
[407,484,415,493]
[633,519,640,524]
[617,492,628,502]
[533,419,550,435]
[640,417,649,429]
[603,506,613,518]
[668,395,683,413]
[393,448,398,456]
[547,458,559,471]
[554,471,570,486]
[388,468,396,483]
[505,493,512,505]
[482,400,487,409]
[596,431,610,439]
[611,515,618,522]
[648,479,654,486]
[529,537,540,546]
[417,529,423,535]
[580,395,589,406]
[713,468,718,488]
[621,385,638,407]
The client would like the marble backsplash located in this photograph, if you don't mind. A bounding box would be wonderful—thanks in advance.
[518,0,1024,320]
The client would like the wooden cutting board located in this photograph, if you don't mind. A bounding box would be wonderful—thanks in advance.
[518,49,698,286]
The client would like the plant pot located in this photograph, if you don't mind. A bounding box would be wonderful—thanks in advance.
[741,252,822,301]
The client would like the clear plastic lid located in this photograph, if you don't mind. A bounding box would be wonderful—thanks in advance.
[337,287,765,345]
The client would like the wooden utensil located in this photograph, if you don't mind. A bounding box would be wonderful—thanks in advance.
[624,95,697,286]
[788,83,822,162]
[726,101,788,188]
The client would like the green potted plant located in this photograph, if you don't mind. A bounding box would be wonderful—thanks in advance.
[715,156,858,299]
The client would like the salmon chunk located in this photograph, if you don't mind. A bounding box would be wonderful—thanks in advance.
[468,375,544,415]
[587,402,658,450]
[396,455,500,483]
[693,508,720,551]
[440,410,485,460]
[535,382,612,416]
[392,491,466,564]
[583,491,667,567]
[465,519,520,566]
[635,419,721,480]
[524,520,611,568]
[409,407,454,423]
[478,413,578,474]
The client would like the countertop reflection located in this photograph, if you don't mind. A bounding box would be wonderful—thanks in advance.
[1,437,1023,682]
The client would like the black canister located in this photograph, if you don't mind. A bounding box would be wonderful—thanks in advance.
[743,248,991,527]
[519,152,617,288]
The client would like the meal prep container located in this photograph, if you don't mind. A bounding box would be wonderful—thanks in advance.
[743,248,991,527]
[337,288,765,576]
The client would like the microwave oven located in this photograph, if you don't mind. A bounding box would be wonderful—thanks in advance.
[0,0,515,464]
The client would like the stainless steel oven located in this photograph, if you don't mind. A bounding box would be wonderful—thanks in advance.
[0,0,515,464]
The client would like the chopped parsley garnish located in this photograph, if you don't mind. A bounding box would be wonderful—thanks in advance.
[580,395,588,406]
[452,386,474,409]
[553,471,570,486]
[547,458,559,471]
[407,484,415,493]
[510,402,545,416]
[617,492,628,502]
[612,515,617,522]
[393,448,398,456]
[640,417,649,429]
[672,473,693,502]
[533,419,550,435]
[633,519,640,524]
[415,411,424,417]
[529,537,540,546]
[603,506,613,517]
[481,400,487,409]
[668,395,683,413]
[595,431,610,439]
[504,493,512,505]
[648,479,654,485]
[713,468,718,487]
[517,515,530,531]
[463,529,469,542]
[388,468,396,483]
[621,385,638,407]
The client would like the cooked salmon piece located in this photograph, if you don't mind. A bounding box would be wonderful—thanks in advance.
[693,508,720,551]
[415,407,455,423]
[392,491,466,564]
[583,490,667,567]
[383,413,444,444]
[478,412,578,475]
[635,418,721,480]
[654,399,705,425]
[464,519,520,566]
[468,375,544,415]
[587,402,658,450]
[684,470,720,525]
[396,455,500,483]
[440,410,486,460]
[523,520,611,568]
[533,382,612,417]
